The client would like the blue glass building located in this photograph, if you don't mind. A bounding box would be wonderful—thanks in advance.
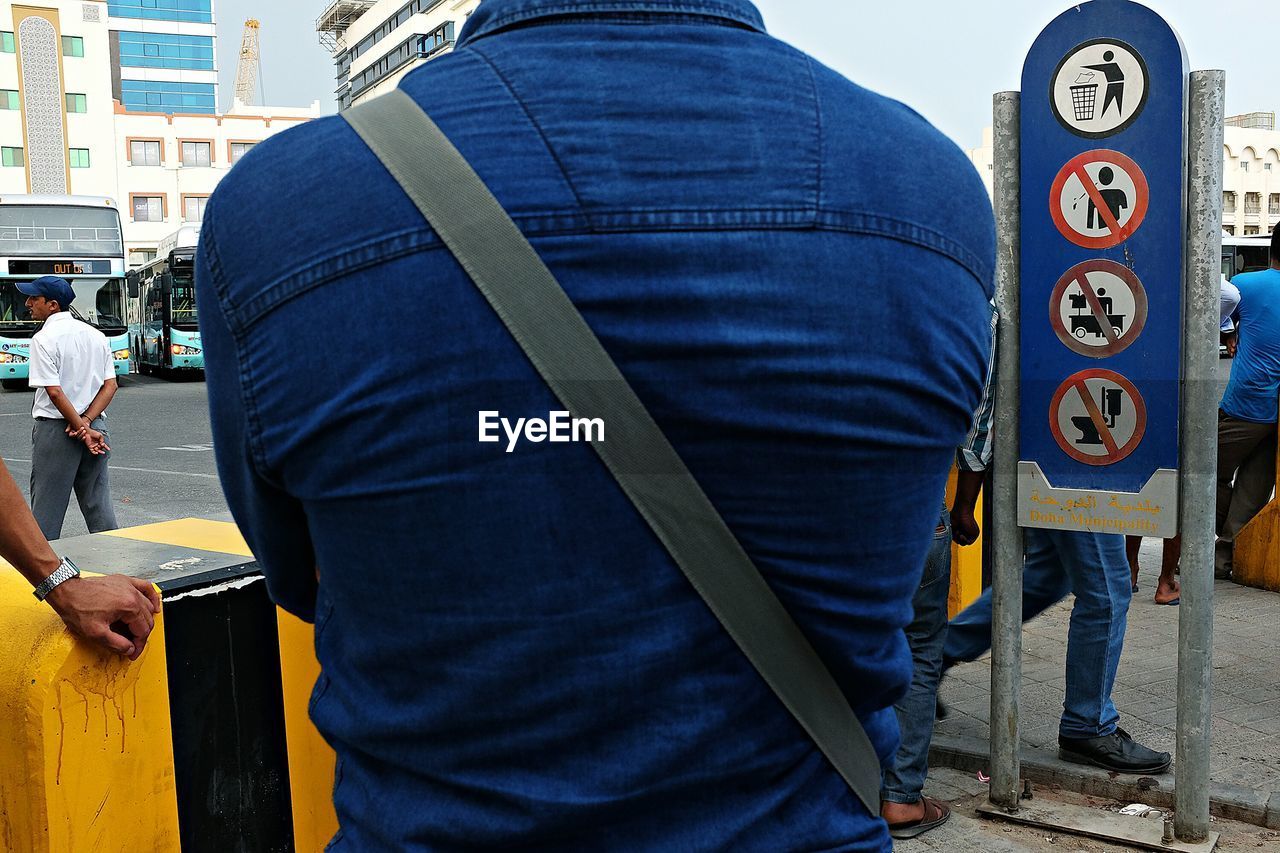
[109,0,219,114]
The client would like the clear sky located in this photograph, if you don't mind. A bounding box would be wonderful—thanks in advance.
[217,0,1275,149]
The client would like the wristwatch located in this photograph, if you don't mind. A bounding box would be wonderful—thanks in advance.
[33,557,81,601]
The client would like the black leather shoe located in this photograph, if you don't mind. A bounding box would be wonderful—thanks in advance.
[1058,727,1171,774]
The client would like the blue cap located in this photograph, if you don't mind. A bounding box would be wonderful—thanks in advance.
[15,276,75,307]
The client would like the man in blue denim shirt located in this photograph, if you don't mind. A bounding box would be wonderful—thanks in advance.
[196,0,993,848]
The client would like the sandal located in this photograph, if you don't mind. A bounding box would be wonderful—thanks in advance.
[887,796,951,840]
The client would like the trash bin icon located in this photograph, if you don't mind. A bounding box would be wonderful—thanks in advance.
[1070,82,1099,121]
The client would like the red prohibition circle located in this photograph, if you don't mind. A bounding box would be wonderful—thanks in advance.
[1048,368,1147,466]
[1048,260,1148,358]
[1049,150,1150,250]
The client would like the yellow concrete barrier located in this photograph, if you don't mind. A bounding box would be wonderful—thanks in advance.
[277,610,340,852]
[1232,438,1280,592]
[107,519,340,852]
[0,569,180,853]
[945,466,986,617]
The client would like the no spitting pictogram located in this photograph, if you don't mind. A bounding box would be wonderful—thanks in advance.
[1050,150,1149,249]
[1050,369,1146,466]
[1050,38,1150,138]
[1049,260,1148,357]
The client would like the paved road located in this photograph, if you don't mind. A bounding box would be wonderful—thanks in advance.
[0,372,230,540]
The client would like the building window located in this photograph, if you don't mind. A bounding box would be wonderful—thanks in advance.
[117,31,215,71]
[1224,191,1236,213]
[0,32,14,53]
[182,195,208,222]
[106,1,213,24]
[1241,161,1249,172]
[132,195,165,222]
[65,93,87,113]
[229,141,256,163]
[120,80,216,114]
[61,35,84,58]
[69,148,90,168]
[349,21,455,100]
[1270,194,1280,215]
[1267,163,1274,172]
[129,139,162,166]
[1224,225,1235,236]
[1245,193,1261,214]
[347,0,448,63]
[0,90,18,110]
[180,140,211,167]
[1,147,24,167]
[1245,226,1260,236]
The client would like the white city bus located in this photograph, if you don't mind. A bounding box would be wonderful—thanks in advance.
[127,225,203,375]
[1222,234,1271,280]
[0,195,130,389]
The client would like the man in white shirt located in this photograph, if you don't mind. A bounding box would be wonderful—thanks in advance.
[20,276,119,540]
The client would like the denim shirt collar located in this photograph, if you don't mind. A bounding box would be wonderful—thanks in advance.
[456,0,766,48]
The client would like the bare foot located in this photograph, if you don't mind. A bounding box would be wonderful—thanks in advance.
[1154,577,1181,605]
[881,799,925,826]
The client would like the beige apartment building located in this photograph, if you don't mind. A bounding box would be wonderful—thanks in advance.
[967,112,1280,239]
[318,0,480,111]
[116,98,319,264]
[0,0,319,265]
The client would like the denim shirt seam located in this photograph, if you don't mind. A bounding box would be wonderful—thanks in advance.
[230,207,991,329]
[201,207,274,475]
[803,56,824,215]
[461,44,590,212]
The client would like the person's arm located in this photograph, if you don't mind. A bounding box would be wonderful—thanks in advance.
[952,304,998,546]
[80,376,118,424]
[43,384,84,425]
[0,460,160,659]
[197,201,319,621]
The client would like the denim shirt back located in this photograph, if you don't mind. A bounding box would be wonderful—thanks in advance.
[196,1,994,849]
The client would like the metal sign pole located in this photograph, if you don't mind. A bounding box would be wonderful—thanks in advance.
[990,89,1025,812]
[1174,67,1224,844]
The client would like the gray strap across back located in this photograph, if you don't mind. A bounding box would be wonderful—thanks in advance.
[342,89,883,816]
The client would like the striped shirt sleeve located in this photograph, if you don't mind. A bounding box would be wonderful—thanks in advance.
[957,301,998,472]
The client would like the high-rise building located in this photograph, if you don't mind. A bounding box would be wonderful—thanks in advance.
[106,0,219,116]
[0,1,320,263]
[317,0,479,111]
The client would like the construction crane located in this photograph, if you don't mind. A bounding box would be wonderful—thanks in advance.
[233,19,262,106]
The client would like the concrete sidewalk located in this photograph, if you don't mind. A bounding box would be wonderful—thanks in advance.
[930,549,1280,829]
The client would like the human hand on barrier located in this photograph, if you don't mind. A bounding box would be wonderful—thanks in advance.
[1224,332,1238,358]
[45,575,162,661]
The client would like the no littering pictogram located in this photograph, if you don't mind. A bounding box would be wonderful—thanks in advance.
[1049,259,1148,358]
[1049,150,1149,250]
[1049,369,1146,466]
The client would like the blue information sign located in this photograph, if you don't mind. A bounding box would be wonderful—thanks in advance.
[1018,0,1188,537]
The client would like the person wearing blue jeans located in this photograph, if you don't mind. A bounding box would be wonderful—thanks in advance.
[881,509,954,839]
[945,529,1171,773]
[881,302,998,839]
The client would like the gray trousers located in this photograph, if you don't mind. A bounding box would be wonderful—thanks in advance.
[30,416,118,541]
[1214,410,1277,575]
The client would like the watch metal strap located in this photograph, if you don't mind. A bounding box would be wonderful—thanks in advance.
[33,557,80,601]
[341,89,883,816]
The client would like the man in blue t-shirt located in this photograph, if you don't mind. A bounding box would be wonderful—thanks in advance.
[1214,227,1280,577]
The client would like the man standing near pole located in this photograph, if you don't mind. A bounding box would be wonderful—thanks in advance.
[21,275,120,541]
